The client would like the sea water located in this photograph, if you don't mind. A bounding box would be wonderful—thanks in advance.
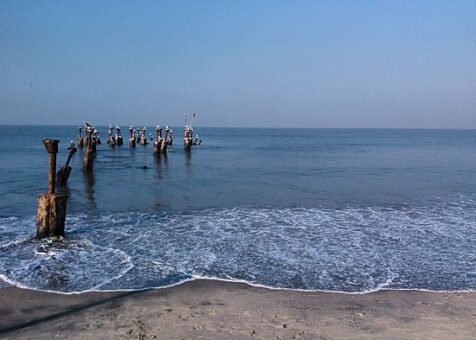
[0,126,475,293]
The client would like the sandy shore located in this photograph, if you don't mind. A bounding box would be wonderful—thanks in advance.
[0,279,474,339]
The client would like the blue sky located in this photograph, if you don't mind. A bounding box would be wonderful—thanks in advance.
[1,1,475,127]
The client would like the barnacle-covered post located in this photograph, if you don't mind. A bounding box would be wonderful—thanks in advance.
[36,139,67,238]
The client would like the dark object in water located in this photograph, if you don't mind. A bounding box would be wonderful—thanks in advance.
[142,165,149,170]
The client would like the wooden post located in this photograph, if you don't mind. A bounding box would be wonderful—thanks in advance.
[107,125,115,145]
[165,126,173,145]
[184,126,193,150]
[141,127,148,145]
[37,139,67,238]
[93,128,101,145]
[77,127,84,148]
[83,128,94,171]
[129,127,136,147]
[153,125,163,154]
[116,126,124,145]
[56,142,78,187]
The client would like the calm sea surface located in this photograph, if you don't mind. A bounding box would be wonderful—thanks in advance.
[0,126,475,293]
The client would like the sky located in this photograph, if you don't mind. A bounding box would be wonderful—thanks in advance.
[0,0,475,128]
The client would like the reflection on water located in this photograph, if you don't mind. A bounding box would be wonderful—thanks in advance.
[184,149,192,176]
[83,169,96,209]
[154,153,168,180]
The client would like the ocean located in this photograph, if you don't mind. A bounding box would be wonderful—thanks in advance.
[0,126,475,293]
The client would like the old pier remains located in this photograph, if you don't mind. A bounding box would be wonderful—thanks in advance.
[36,139,68,238]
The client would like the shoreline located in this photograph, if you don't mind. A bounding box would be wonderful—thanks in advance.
[2,275,476,296]
[1,279,475,339]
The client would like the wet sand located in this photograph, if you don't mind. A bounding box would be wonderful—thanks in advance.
[0,279,474,339]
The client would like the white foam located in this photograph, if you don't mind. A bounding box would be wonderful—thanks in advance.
[0,195,474,293]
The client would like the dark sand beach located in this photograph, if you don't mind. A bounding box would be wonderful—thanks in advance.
[0,279,474,339]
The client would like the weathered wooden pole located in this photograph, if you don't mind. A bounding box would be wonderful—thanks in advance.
[37,139,67,238]
[93,128,101,145]
[115,126,124,145]
[153,125,164,154]
[165,126,173,145]
[184,126,193,150]
[107,125,115,145]
[129,127,136,147]
[77,127,84,148]
[83,127,94,171]
[159,126,167,153]
[91,129,97,157]
[136,128,141,143]
[56,142,78,187]
[141,127,148,145]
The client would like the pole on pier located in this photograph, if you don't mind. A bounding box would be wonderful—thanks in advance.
[77,127,84,148]
[83,127,94,171]
[184,126,193,150]
[129,127,136,147]
[56,142,77,187]
[116,126,124,145]
[36,139,67,238]
[141,127,148,145]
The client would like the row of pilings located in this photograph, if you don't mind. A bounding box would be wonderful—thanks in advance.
[36,120,201,239]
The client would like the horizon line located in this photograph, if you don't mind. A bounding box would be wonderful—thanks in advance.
[0,124,475,131]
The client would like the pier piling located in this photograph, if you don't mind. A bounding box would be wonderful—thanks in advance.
[77,127,84,148]
[83,127,94,171]
[129,127,136,147]
[36,139,67,238]
[56,142,77,187]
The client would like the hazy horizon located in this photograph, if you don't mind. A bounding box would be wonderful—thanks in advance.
[1,1,475,128]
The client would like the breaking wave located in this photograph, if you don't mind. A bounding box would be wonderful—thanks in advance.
[0,195,475,293]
